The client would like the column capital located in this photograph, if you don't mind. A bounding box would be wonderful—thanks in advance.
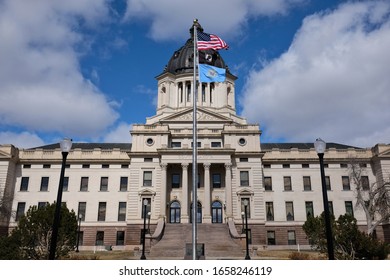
[160,163,168,170]
[181,163,189,169]
[203,163,211,169]
[225,162,232,169]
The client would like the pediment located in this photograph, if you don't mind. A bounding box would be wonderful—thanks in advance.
[160,108,233,124]
[138,188,156,197]
[236,188,254,196]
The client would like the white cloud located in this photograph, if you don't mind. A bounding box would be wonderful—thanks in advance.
[0,131,45,149]
[124,0,304,40]
[103,122,133,143]
[241,1,390,147]
[0,0,118,138]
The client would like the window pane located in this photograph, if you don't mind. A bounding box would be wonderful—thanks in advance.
[241,198,250,218]
[172,174,180,188]
[100,177,108,191]
[120,177,128,191]
[20,177,29,191]
[284,176,292,191]
[305,201,314,219]
[40,177,49,191]
[361,176,370,190]
[345,201,354,217]
[98,202,106,221]
[286,202,294,221]
[325,176,331,190]
[303,176,311,191]
[288,231,296,245]
[342,176,350,190]
[63,177,69,191]
[143,171,152,186]
[80,177,89,191]
[267,231,276,245]
[118,202,126,221]
[16,202,26,221]
[212,174,221,188]
[266,202,274,221]
[264,177,272,191]
[96,231,104,246]
[240,171,249,186]
[116,231,125,246]
[78,202,86,221]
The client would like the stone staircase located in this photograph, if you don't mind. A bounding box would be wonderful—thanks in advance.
[148,223,244,259]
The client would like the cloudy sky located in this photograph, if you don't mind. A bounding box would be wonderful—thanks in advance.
[0,0,389,148]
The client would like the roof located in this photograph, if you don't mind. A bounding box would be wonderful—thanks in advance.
[260,142,362,151]
[29,143,132,150]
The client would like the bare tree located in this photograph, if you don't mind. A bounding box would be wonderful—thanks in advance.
[349,158,390,236]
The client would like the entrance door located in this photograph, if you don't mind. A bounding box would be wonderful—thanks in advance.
[170,201,181,223]
[211,201,223,223]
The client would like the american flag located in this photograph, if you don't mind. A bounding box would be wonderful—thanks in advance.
[197,31,228,51]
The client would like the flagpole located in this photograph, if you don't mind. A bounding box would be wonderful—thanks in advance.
[192,19,199,260]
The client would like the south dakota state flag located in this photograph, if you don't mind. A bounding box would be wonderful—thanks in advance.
[199,64,226,83]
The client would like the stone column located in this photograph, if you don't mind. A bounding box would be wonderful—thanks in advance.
[159,163,168,218]
[181,163,189,223]
[225,163,233,219]
[203,163,211,223]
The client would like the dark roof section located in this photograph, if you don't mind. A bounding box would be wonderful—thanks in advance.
[261,142,362,151]
[29,143,131,150]
[158,22,235,78]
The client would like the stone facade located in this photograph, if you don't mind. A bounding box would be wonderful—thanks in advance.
[1,26,389,250]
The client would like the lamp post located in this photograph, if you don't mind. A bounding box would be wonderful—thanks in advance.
[49,138,72,260]
[244,200,251,260]
[140,199,148,260]
[241,212,245,233]
[314,138,335,260]
[75,213,82,253]
[147,212,151,234]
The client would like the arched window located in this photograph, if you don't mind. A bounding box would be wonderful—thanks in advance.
[170,201,181,223]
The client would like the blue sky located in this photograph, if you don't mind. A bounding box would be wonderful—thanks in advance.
[1,0,389,148]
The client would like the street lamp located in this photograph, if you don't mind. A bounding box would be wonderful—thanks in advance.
[76,213,82,253]
[243,200,250,260]
[241,211,245,233]
[147,212,151,234]
[49,138,72,260]
[140,199,148,260]
[314,138,335,260]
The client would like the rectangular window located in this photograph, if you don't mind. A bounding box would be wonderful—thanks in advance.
[325,176,331,190]
[20,177,29,191]
[241,198,251,219]
[286,201,294,221]
[118,202,126,221]
[143,171,152,187]
[96,231,104,246]
[102,164,109,168]
[144,158,153,162]
[43,164,51,168]
[23,164,31,168]
[288,230,296,245]
[283,164,290,168]
[239,158,248,162]
[284,176,292,191]
[305,201,314,219]
[80,177,89,191]
[212,173,221,188]
[100,177,108,191]
[38,202,48,209]
[240,171,249,186]
[141,198,151,219]
[40,177,49,191]
[98,202,107,221]
[266,202,274,221]
[78,202,86,221]
[116,231,125,246]
[171,142,181,148]
[211,142,222,148]
[63,177,69,191]
[302,164,310,168]
[267,231,276,245]
[120,177,128,191]
[345,201,354,217]
[303,176,311,191]
[361,176,370,190]
[342,176,350,191]
[172,173,181,188]
[264,177,272,191]
[340,163,348,168]
[82,164,90,168]
[191,142,201,148]
[121,164,129,168]
[16,202,26,221]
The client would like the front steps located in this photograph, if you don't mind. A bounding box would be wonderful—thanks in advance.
[148,223,244,259]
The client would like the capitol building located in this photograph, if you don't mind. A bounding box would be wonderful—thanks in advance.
[1,24,389,258]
